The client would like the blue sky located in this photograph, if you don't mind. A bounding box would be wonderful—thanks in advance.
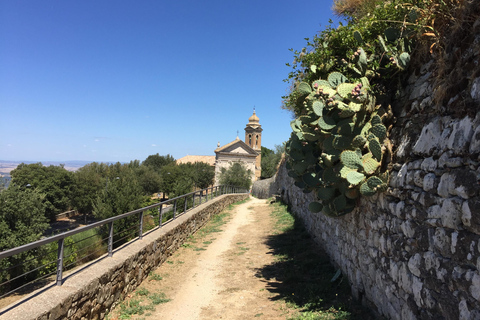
[0,0,339,163]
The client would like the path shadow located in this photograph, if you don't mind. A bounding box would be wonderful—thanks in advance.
[255,201,376,319]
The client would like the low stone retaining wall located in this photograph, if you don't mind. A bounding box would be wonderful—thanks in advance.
[0,193,249,320]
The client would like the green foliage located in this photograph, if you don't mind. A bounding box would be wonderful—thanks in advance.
[0,185,49,290]
[218,162,253,190]
[11,163,75,221]
[142,154,175,172]
[281,0,427,216]
[261,145,283,179]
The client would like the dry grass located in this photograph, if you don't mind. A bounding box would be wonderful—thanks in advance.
[332,0,380,18]
[430,0,480,116]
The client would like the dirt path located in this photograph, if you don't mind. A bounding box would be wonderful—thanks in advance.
[108,197,293,320]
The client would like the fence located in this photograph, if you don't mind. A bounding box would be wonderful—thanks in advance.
[0,185,247,300]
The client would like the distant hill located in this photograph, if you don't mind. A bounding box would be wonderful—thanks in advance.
[0,160,93,175]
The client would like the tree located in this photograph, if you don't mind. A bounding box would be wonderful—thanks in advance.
[0,185,49,289]
[10,163,74,221]
[192,162,215,190]
[142,154,175,172]
[261,145,284,179]
[135,165,163,195]
[72,162,108,214]
[218,162,253,190]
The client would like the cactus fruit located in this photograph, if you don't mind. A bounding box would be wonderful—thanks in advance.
[309,201,323,213]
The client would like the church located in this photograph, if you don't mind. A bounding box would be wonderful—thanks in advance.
[176,110,263,186]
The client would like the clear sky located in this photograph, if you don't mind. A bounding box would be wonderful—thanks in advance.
[0,0,339,163]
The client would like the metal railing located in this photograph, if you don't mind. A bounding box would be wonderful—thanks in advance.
[0,185,247,299]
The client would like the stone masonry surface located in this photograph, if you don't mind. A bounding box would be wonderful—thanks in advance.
[0,194,248,320]
[262,33,480,319]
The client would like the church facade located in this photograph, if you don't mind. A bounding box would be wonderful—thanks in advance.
[177,110,263,188]
[213,110,262,186]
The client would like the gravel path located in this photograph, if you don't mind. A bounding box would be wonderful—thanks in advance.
[108,197,293,320]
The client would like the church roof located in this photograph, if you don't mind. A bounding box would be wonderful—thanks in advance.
[215,137,259,156]
[176,155,216,166]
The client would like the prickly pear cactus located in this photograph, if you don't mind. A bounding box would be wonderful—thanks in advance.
[286,68,392,217]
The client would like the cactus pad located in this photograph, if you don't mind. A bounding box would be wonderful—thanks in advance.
[333,194,347,212]
[352,135,367,148]
[398,52,410,69]
[317,187,335,201]
[312,101,324,116]
[353,30,363,44]
[327,72,347,89]
[371,124,387,140]
[308,201,324,213]
[346,171,365,185]
[371,115,382,126]
[336,83,356,99]
[340,150,362,169]
[318,116,337,131]
[368,138,382,161]
[298,82,312,95]
[362,156,380,174]
[360,181,376,196]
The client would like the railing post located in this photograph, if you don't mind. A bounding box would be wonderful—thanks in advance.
[193,192,196,208]
[139,211,144,239]
[159,204,164,226]
[173,199,177,219]
[199,190,202,204]
[184,195,188,213]
[56,238,64,286]
[108,221,114,256]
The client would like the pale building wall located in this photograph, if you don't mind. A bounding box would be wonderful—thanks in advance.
[214,154,256,187]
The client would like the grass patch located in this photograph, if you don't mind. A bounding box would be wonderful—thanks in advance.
[260,201,374,320]
[148,272,163,281]
[149,292,170,305]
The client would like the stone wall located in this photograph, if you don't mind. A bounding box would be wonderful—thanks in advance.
[270,55,480,318]
[0,194,248,320]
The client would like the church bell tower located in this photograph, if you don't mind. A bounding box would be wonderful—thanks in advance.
[245,109,262,180]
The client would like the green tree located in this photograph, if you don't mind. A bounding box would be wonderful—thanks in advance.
[218,162,253,190]
[72,162,108,214]
[135,165,163,195]
[192,162,215,190]
[10,163,74,221]
[142,154,175,172]
[261,145,284,179]
[0,185,49,289]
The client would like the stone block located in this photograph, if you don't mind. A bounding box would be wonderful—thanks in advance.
[445,117,475,154]
[421,157,438,172]
[423,173,438,193]
[439,198,463,230]
[412,118,443,155]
